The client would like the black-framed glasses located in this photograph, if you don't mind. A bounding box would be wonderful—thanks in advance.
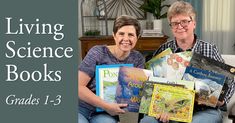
[169,19,192,29]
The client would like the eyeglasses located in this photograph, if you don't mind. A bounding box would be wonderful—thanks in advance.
[169,19,192,29]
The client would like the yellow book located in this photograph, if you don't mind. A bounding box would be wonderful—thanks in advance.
[148,84,195,122]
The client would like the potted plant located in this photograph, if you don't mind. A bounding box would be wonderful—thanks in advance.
[140,0,170,32]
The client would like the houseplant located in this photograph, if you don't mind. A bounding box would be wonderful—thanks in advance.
[140,0,170,31]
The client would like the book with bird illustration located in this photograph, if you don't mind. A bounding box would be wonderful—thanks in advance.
[182,66,226,107]
[148,84,195,122]
[95,64,133,112]
[189,52,235,103]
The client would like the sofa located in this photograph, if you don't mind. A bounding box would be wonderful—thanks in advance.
[221,55,235,123]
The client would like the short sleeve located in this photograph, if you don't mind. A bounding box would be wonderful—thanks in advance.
[135,53,145,68]
[78,46,102,78]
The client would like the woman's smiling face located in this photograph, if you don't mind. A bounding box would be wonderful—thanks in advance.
[113,25,138,52]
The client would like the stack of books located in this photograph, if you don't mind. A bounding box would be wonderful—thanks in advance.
[142,29,164,37]
[94,49,235,122]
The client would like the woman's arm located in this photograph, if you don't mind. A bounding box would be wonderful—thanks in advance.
[78,70,127,116]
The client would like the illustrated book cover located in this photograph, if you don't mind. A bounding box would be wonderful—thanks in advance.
[148,84,195,122]
[139,77,194,114]
[145,48,172,69]
[150,51,192,80]
[139,76,194,114]
[148,76,194,90]
[139,81,156,114]
[182,66,226,107]
[95,64,133,112]
[115,66,153,112]
[190,52,235,102]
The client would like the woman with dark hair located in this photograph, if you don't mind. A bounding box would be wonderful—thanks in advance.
[78,15,145,123]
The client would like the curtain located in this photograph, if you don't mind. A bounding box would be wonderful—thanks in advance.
[185,0,203,38]
[202,0,235,54]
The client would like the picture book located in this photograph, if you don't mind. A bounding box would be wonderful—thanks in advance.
[139,81,156,114]
[148,76,194,90]
[148,84,195,122]
[139,77,194,114]
[139,76,194,114]
[145,48,172,69]
[95,64,133,112]
[115,66,153,112]
[150,51,192,80]
[153,48,173,59]
[182,66,226,107]
[190,52,235,102]
[149,55,168,78]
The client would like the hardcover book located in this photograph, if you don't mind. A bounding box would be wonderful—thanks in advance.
[148,84,195,122]
[148,76,194,90]
[115,67,153,112]
[145,48,172,69]
[139,81,156,114]
[95,64,133,112]
[190,52,235,102]
[182,66,226,107]
[139,77,194,114]
[150,51,192,80]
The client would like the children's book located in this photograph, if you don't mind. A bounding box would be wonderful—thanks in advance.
[115,66,153,112]
[148,84,195,122]
[150,51,192,80]
[190,52,235,103]
[139,81,156,114]
[145,48,172,69]
[182,66,226,107]
[139,77,194,114]
[95,64,133,112]
[148,76,194,90]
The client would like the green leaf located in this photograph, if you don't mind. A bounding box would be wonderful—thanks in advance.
[139,0,170,19]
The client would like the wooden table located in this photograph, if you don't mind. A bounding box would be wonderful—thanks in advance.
[79,36,168,59]
[229,103,235,123]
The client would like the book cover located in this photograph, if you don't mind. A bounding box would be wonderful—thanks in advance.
[145,48,172,69]
[182,66,226,107]
[148,76,194,90]
[190,52,235,102]
[139,77,194,114]
[150,51,192,80]
[115,67,153,112]
[95,64,133,112]
[150,55,168,78]
[148,84,195,122]
[139,81,156,114]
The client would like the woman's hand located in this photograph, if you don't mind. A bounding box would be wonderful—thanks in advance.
[104,103,128,116]
[156,113,170,123]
